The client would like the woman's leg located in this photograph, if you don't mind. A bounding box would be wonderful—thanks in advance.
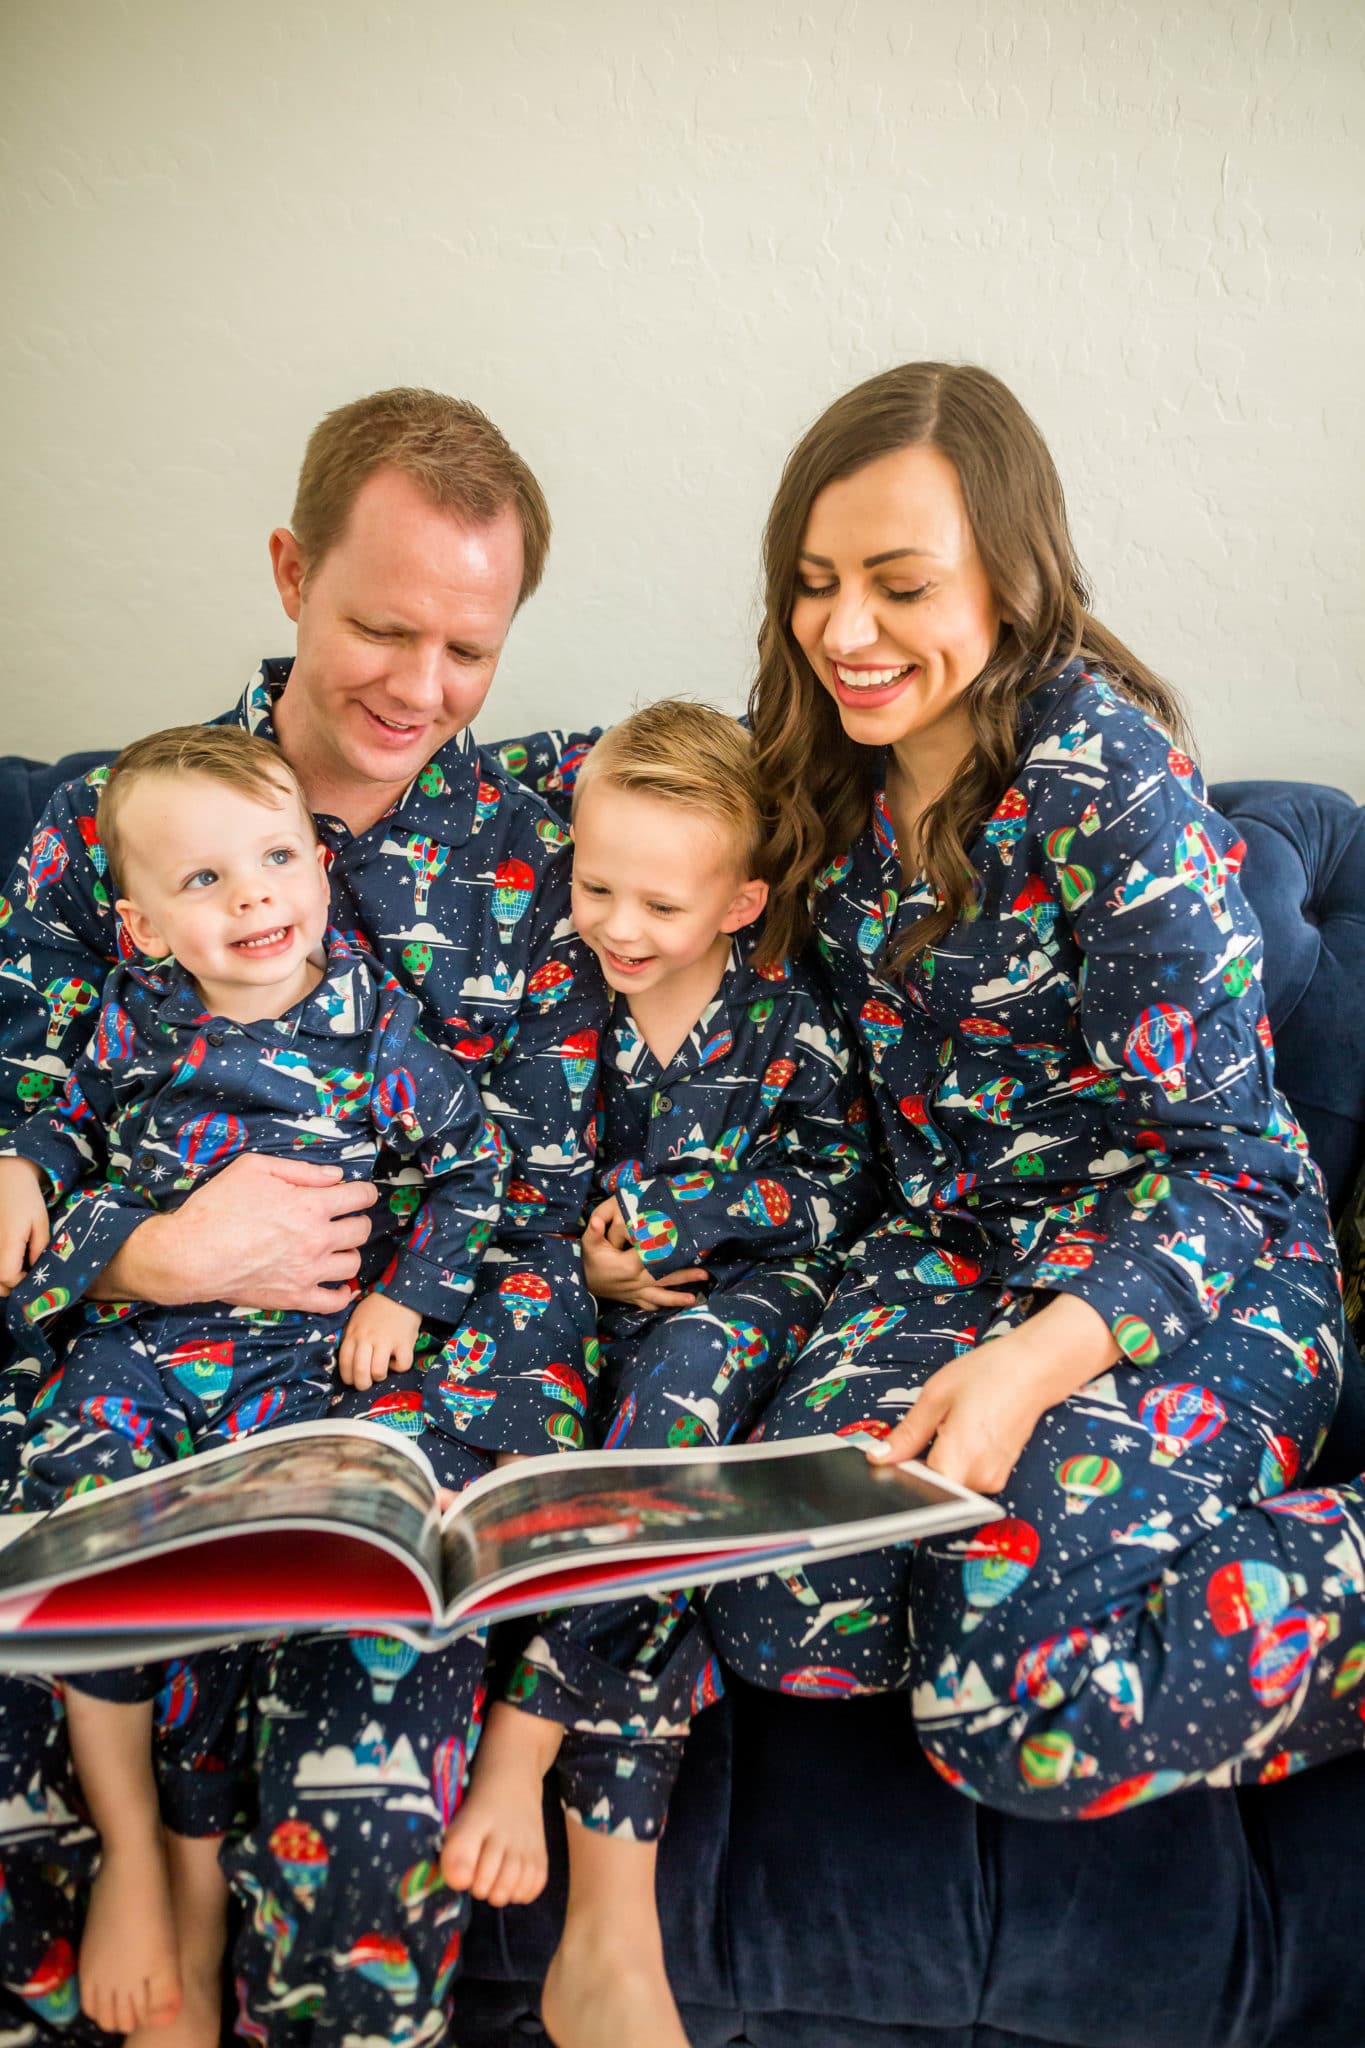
[910,1236,1362,1813]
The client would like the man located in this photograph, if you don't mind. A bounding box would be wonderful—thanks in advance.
[0,388,605,2043]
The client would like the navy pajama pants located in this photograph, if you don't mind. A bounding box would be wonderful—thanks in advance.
[507,1259,832,1838]
[704,1215,1365,1816]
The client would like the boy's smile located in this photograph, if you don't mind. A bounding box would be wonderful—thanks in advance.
[570,783,767,1013]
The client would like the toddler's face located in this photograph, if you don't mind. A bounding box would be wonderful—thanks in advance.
[570,781,764,998]
[114,772,330,997]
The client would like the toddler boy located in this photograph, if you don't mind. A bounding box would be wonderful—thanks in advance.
[0,725,504,2046]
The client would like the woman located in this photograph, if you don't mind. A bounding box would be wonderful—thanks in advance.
[705,362,1362,1815]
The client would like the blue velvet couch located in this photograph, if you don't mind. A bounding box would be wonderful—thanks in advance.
[3,755,1364,2048]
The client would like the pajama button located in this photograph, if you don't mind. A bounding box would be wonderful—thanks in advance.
[652,1093,672,1115]
[207,1031,226,1047]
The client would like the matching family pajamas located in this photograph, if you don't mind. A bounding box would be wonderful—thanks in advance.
[506,926,882,1836]
[0,666,605,2042]
[705,661,1362,1815]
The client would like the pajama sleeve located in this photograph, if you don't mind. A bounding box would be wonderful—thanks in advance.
[1012,707,1310,1364]
[367,1013,509,1324]
[0,774,121,1138]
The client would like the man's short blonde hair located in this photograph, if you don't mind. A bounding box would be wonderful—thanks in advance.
[292,387,551,606]
[96,725,312,889]
[572,701,765,876]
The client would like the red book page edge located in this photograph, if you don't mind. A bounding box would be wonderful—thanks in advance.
[23,1528,433,1631]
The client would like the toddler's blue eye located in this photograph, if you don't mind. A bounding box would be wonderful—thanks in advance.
[266,847,294,867]
[185,869,217,889]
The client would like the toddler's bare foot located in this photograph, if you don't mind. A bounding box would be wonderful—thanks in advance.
[127,1830,228,2048]
[440,1700,561,1906]
[542,1905,689,2048]
[78,1825,182,2037]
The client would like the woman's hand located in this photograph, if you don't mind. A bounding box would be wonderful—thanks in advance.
[0,1156,50,1297]
[338,1289,422,1391]
[582,1196,708,1312]
[868,1292,1121,1493]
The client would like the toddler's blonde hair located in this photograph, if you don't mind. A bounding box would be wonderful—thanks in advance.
[96,725,312,889]
[572,701,765,876]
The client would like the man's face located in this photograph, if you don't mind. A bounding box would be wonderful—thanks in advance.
[271,465,525,816]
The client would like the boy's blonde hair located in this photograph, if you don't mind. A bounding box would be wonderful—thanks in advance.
[96,725,313,888]
[572,701,765,876]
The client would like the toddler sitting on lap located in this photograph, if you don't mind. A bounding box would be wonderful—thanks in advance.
[0,725,504,2047]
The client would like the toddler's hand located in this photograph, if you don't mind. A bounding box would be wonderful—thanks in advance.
[0,1157,50,1298]
[582,1195,707,1312]
[338,1290,423,1391]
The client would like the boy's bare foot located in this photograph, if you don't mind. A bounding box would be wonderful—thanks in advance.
[439,1700,562,1906]
[126,1830,228,2048]
[541,1833,689,2048]
[78,1824,182,2037]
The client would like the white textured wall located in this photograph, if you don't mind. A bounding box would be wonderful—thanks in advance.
[3,0,1362,789]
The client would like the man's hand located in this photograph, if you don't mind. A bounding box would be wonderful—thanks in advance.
[0,1156,50,1298]
[867,1293,1121,1493]
[581,1195,707,1312]
[92,1153,378,1312]
[338,1290,422,1391]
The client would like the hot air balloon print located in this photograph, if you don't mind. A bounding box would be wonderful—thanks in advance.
[1332,1643,1365,1698]
[1033,1240,1095,1287]
[604,1390,637,1446]
[1011,876,1058,944]
[439,1382,497,1430]
[433,1926,464,2005]
[1263,1490,1345,1526]
[12,1936,79,2025]
[473,779,501,833]
[779,1665,866,1698]
[492,857,535,944]
[527,959,573,1012]
[859,998,903,1066]
[534,1362,589,1417]
[405,837,450,917]
[1079,1771,1185,1819]
[42,974,99,1050]
[349,1633,422,1704]
[80,1393,154,1452]
[441,1325,498,1379]
[966,1075,1023,1124]
[400,940,433,986]
[545,1409,585,1448]
[397,1859,445,1922]
[175,1110,248,1175]
[834,1302,905,1368]
[1124,1003,1196,1103]
[431,1733,466,1826]
[1136,1383,1228,1466]
[1055,1454,1122,1515]
[499,1270,553,1330]
[715,1125,751,1170]
[712,1320,770,1393]
[815,852,855,891]
[22,1285,71,1325]
[1257,1433,1300,1496]
[1171,821,1227,927]
[270,1819,330,1908]
[1249,1608,1332,1708]
[729,1177,793,1230]
[364,1387,426,1436]
[760,1057,797,1115]
[1011,1627,1094,1708]
[1055,863,1095,912]
[985,786,1028,864]
[26,826,69,905]
[1206,1559,1304,1635]
[219,1385,286,1441]
[94,1001,137,1066]
[700,1026,734,1067]
[1113,1314,1161,1366]
[154,1660,199,1732]
[670,1169,714,1202]
[632,1208,680,1267]
[1019,1731,1097,1790]
[335,1932,420,2006]
[961,1518,1040,1631]
[910,1248,982,1289]
[166,1339,235,1413]
[373,1067,419,1139]
[558,1028,598,1110]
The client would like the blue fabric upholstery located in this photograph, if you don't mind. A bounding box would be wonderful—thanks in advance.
[2,752,1363,2047]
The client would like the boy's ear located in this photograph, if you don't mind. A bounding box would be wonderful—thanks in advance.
[720,877,769,933]
[270,526,307,623]
[115,898,168,962]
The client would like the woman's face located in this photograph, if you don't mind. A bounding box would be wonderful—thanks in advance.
[790,442,1002,760]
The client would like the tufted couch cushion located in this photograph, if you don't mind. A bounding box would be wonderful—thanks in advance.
[2,753,1363,2048]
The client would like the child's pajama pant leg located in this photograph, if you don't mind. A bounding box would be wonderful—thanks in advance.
[506,1269,823,1836]
[708,1234,1365,1815]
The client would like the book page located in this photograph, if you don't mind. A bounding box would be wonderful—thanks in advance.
[438,1436,993,1610]
[0,1420,445,1601]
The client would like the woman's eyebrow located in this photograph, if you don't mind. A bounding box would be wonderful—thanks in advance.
[797,546,936,568]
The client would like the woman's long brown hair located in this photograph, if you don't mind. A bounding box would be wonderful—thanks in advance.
[748,363,1188,968]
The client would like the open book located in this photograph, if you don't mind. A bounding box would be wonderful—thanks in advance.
[0,1419,1001,1673]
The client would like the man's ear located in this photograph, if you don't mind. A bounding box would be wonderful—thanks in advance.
[270,527,307,623]
[115,898,169,962]
[720,877,770,933]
